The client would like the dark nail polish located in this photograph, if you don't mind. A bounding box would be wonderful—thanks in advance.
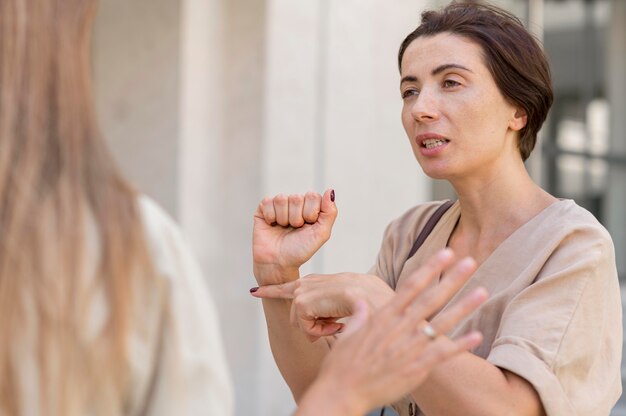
[330,189,335,202]
[249,287,259,293]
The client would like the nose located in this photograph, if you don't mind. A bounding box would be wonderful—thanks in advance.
[410,87,439,123]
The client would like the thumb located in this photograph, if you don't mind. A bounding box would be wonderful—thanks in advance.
[318,188,338,229]
[341,299,370,337]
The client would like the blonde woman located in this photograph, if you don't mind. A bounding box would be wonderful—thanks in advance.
[0,1,232,414]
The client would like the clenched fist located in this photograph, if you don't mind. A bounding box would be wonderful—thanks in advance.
[252,189,338,285]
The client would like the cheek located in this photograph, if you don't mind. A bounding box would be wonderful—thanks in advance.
[456,100,505,140]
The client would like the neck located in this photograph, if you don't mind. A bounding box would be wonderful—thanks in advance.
[448,155,556,235]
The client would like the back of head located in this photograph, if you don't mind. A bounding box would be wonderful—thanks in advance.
[0,1,155,414]
[398,1,554,161]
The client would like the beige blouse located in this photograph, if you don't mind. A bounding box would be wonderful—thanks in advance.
[369,199,622,416]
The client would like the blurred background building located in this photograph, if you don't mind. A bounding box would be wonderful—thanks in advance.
[91,0,625,414]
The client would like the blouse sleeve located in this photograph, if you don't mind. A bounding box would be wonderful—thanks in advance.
[368,220,399,288]
[137,197,234,416]
[487,225,622,416]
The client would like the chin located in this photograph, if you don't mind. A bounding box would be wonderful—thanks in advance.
[417,161,452,180]
[424,171,449,180]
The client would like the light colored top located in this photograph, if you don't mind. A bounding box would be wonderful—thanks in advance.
[370,199,622,416]
[127,196,234,415]
[14,196,234,415]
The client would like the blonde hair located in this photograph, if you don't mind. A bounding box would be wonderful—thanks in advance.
[0,0,156,414]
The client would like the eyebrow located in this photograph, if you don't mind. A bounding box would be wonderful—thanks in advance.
[400,63,473,85]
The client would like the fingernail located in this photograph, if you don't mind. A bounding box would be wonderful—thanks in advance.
[249,287,259,293]
[438,248,454,261]
[330,189,335,202]
[459,257,477,271]
[472,287,488,301]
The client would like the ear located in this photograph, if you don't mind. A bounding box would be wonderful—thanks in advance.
[509,108,528,132]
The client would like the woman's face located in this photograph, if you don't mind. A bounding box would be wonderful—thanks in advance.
[400,32,525,181]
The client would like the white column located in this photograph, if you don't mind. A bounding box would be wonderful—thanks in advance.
[323,0,436,273]
[259,3,322,413]
[262,0,433,277]
[178,0,223,283]
[93,0,181,215]
[260,1,434,413]
[179,1,275,415]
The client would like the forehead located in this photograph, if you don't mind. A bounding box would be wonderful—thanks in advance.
[400,32,487,76]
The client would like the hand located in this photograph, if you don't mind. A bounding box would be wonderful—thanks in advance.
[252,189,337,284]
[295,249,488,416]
[251,273,395,341]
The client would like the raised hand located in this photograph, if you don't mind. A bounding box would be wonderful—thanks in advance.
[252,189,337,284]
[250,273,395,341]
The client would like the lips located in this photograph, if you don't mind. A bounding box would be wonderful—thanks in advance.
[415,133,450,149]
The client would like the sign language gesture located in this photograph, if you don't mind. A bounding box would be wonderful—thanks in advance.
[253,189,338,284]
[294,249,488,416]
[251,273,395,342]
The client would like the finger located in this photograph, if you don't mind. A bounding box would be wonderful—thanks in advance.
[430,287,488,335]
[341,299,369,337]
[288,194,306,228]
[258,197,277,225]
[304,320,344,339]
[317,188,338,231]
[404,256,477,324]
[273,194,289,226]
[250,280,299,299]
[453,330,483,352]
[391,249,455,315]
[410,331,482,373]
[302,192,322,224]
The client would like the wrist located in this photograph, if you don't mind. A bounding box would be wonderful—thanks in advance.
[296,377,366,416]
[253,263,300,285]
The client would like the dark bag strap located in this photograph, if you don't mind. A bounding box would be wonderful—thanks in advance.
[406,200,455,261]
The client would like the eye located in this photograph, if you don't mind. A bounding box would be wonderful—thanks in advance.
[442,79,461,88]
[401,89,419,99]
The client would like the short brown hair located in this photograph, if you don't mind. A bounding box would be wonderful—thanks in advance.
[398,2,553,161]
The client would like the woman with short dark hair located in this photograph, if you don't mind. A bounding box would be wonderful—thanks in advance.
[251,3,622,415]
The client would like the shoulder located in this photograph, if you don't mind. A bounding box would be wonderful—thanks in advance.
[379,200,457,255]
[136,195,196,282]
[532,200,616,289]
[541,200,614,256]
[383,200,453,239]
[137,195,181,240]
[375,200,456,270]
